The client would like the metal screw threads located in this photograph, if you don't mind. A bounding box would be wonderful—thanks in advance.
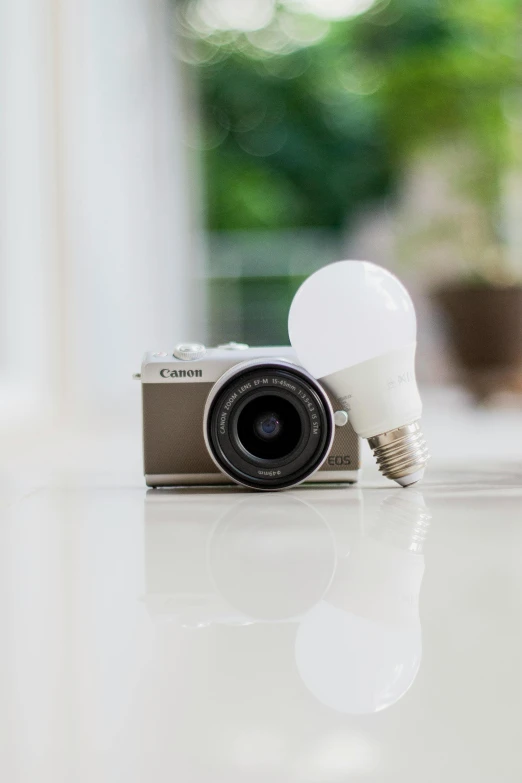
[368,421,430,487]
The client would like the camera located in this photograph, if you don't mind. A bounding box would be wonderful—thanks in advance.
[137,342,360,490]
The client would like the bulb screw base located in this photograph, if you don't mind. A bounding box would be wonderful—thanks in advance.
[368,421,429,487]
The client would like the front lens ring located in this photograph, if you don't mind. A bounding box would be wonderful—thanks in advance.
[203,359,334,491]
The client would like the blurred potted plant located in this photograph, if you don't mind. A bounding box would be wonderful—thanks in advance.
[354,0,522,399]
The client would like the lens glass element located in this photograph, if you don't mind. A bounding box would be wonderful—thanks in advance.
[257,414,279,437]
[237,395,301,459]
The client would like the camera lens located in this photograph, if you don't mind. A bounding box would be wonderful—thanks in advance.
[204,359,334,490]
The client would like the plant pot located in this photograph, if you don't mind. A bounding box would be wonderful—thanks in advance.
[436,284,522,401]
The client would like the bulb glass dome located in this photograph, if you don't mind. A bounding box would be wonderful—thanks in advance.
[288,260,417,379]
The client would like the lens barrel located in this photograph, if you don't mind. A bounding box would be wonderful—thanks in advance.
[204,359,334,490]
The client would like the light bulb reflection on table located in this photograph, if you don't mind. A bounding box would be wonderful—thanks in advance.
[295,490,431,714]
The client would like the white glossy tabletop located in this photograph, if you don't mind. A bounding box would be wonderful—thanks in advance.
[2,420,522,781]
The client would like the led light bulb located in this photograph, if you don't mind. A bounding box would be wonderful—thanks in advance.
[288,260,429,486]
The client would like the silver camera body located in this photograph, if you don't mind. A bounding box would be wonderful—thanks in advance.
[138,343,360,490]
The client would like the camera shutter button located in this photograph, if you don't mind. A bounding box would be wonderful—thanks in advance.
[173,343,206,361]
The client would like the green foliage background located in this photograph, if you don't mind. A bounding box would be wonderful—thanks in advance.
[183,0,522,233]
[177,0,522,341]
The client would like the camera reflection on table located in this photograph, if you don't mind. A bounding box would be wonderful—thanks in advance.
[144,487,431,716]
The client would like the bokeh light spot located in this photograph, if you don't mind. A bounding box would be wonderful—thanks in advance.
[236,125,288,156]
[198,0,275,32]
[284,0,375,21]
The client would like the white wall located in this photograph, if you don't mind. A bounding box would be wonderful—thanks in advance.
[0,0,204,432]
